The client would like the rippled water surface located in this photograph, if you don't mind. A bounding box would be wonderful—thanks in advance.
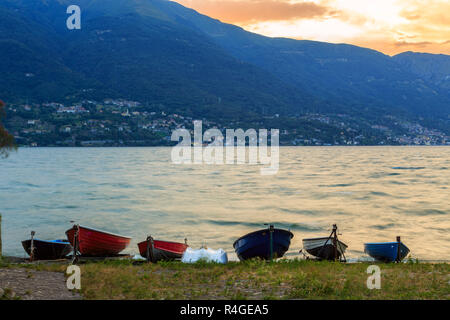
[0,147,449,260]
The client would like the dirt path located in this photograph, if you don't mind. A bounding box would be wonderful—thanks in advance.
[0,268,81,300]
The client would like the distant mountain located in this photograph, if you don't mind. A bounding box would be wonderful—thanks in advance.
[0,0,449,127]
[157,1,449,118]
[393,52,450,90]
[0,0,317,120]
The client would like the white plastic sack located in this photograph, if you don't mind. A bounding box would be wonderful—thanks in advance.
[181,247,228,264]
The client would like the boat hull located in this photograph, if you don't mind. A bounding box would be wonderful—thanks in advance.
[233,228,293,261]
[302,237,347,260]
[364,242,410,262]
[21,239,72,260]
[66,225,131,256]
[138,240,188,262]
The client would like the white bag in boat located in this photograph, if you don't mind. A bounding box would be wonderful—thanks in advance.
[181,247,228,264]
[132,254,146,261]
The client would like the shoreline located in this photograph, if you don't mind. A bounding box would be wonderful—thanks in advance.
[2,255,450,264]
[14,145,450,148]
[1,257,448,300]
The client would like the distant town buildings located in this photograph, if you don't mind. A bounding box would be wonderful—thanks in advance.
[4,99,449,147]
[57,105,89,113]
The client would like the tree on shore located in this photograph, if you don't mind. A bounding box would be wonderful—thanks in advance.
[0,100,16,158]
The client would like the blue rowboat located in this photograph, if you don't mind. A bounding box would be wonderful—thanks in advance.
[233,225,293,261]
[364,238,410,262]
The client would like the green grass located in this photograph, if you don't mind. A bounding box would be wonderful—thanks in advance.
[7,258,448,300]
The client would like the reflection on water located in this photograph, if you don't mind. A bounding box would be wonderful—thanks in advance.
[0,146,449,261]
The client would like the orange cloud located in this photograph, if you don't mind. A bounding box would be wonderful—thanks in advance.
[400,0,450,27]
[347,38,450,56]
[176,0,336,23]
[174,0,450,55]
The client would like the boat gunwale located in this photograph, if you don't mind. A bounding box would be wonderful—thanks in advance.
[302,237,348,248]
[22,239,71,245]
[70,225,132,240]
[233,228,294,248]
[364,242,406,245]
[137,240,188,255]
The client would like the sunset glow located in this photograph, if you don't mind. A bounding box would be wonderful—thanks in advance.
[175,0,450,55]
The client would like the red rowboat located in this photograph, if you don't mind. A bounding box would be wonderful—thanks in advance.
[138,237,188,262]
[66,225,131,256]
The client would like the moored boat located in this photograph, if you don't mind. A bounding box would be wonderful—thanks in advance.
[138,237,189,262]
[302,224,347,261]
[302,237,347,260]
[21,238,72,260]
[66,225,131,256]
[233,225,293,261]
[364,237,410,262]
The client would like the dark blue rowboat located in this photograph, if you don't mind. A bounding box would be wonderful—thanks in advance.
[233,225,293,261]
[22,239,72,260]
[364,238,410,262]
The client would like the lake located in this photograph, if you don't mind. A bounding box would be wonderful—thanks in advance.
[0,146,449,261]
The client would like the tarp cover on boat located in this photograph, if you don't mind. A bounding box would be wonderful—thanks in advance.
[181,248,228,264]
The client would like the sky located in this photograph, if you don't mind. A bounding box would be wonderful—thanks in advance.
[175,0,450,56]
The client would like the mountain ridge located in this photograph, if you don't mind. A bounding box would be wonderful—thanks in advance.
[0,0,449,127]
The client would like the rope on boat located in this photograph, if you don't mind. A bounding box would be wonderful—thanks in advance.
[316,224,346,262]
[30,231,36,262]
[146,235,155,263]
[396,236,401,263]
[71,225,80,264]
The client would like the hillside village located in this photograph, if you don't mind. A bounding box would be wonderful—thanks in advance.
[3,99,449,147]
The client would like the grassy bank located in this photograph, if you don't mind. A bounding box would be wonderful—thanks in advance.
[10,259,449,300]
